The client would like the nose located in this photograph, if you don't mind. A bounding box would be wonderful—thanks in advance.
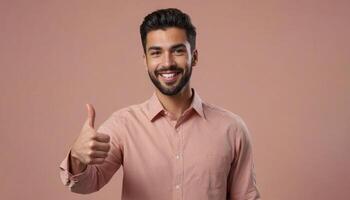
[162,51,175,67]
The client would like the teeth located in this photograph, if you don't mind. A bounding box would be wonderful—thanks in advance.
[160,73,176,78]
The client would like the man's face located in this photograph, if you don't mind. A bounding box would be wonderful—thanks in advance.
[144,27,197,96]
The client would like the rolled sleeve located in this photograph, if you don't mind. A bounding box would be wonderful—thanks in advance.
[227,117,261,200]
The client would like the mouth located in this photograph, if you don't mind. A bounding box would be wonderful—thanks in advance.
[157,70,182,84]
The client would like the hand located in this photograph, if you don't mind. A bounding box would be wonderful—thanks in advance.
[70,104,111,168]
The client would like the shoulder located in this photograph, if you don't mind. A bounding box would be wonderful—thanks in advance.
[202,102,252,140]
[98,102,146,133]
[108,101,148,123]
[203,102,246,127]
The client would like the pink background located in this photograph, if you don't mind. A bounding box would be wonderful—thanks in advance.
[1,0,349,199]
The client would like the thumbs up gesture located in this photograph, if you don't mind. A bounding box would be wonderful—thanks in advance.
[70,104,111,172]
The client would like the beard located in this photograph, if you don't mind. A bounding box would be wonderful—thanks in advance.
[148,64,192,96]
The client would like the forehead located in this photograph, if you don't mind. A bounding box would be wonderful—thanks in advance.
[146,27,190,49]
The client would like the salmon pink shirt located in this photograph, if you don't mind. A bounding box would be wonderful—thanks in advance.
[59,89,260,200]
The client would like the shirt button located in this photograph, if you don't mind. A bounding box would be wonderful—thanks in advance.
[176,155,180,159]
[175,184,181,189]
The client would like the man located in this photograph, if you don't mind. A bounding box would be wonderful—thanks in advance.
[59,8,260,200]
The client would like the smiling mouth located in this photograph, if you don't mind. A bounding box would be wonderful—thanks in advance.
[157,70,182,84]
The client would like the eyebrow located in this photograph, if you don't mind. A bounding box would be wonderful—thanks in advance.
[170,44,186,50]
[147,43,187,52]
[147,46,161,52]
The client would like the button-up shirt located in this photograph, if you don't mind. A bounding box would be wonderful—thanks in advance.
[59,89,261,200]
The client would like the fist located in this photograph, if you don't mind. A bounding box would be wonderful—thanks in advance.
[70,104,111,165]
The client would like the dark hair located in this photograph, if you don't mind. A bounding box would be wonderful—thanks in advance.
[140,8,197,53]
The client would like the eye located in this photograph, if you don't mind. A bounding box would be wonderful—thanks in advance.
[174,48,185,55]
[150,51,161,57]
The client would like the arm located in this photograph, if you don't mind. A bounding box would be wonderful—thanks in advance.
[59,104,124,194]
[227,117,261,200]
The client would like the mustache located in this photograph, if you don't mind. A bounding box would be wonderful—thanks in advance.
[155,65,183,75]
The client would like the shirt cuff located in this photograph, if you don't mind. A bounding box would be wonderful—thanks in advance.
[59,151,92,187]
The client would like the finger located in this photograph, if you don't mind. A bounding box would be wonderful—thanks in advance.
[89,158,105,164]
[91,141,111,152]
[93,133,110,143]
[86,103,96,128]
[90,151,109,158]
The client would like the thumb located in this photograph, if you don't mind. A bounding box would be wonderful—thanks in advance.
[86,103,96,129]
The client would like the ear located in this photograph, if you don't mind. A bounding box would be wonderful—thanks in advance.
[143,53,148,71]
[191,49,198,67]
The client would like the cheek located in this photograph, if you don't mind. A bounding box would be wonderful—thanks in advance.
[146,64,158,76]
[176,56,191,66]
[146,58,160,68]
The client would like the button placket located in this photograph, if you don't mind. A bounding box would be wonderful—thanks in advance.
[174,124,183,199]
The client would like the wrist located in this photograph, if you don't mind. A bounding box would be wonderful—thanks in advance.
[69,151,87,174]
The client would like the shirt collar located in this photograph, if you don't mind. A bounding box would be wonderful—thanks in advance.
[146,88,205,122]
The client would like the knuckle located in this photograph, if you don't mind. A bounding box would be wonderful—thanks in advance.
[88,141,96,148]
[87,150,94,156]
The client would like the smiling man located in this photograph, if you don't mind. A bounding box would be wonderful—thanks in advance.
[59,8,260,200]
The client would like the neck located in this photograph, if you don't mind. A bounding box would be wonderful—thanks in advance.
[155,84,193,120]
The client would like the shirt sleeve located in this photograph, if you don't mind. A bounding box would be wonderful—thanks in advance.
[59,112,124,194]
[227,116,261,200]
